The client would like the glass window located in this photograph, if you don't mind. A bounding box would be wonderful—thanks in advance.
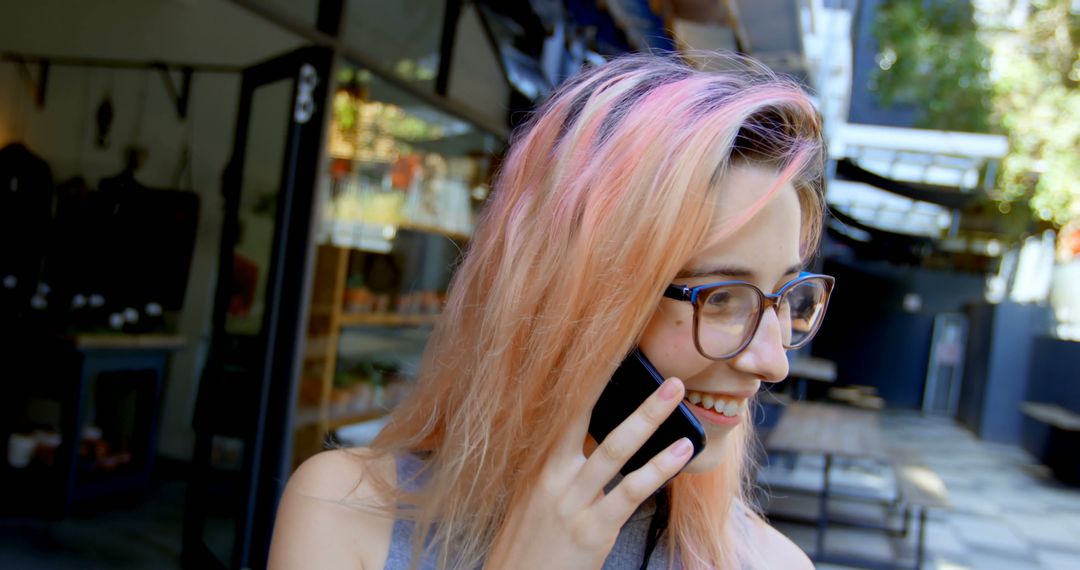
[319,61,499,252]
[342,0,445,88]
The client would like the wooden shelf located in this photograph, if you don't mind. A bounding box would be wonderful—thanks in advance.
[295,406,389,430]
[292,244,440,467]
[398,223,471,242]
[338,312,439,327]
[309,304,334,317]
[73,334,186,351]
[302,335,332,360]
[321,219,472,254]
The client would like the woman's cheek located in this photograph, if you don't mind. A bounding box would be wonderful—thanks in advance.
[641,318,702,380]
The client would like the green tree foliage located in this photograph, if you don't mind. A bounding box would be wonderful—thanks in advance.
[871,0,996,133]
[872,0,1080,226]
[990,0,1079,226]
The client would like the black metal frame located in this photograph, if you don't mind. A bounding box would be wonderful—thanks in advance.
[228,0,508,138]
[1,51,240,117]
[436,0,463,96]
[181,44,333,570]
[764,451,936,570]
[177,1,515,567]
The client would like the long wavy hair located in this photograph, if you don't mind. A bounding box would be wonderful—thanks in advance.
[362,53,825,569]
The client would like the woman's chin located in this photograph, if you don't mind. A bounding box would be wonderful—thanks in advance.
[681,430,734,474]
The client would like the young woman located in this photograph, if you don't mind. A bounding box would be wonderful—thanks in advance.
[270,53,832,570]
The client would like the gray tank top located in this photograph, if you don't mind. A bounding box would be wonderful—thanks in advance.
[382,452,678,570]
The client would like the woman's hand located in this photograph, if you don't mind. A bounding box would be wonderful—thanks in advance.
[486,377,692,570]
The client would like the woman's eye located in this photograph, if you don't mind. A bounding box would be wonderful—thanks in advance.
[703,292,740,316]
[706,292,731,306]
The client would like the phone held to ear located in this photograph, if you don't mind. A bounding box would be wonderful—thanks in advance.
[588,348,707,478]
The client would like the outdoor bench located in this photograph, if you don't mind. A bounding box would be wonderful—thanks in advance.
[763,401,950,569]
[1021,402,1080,485]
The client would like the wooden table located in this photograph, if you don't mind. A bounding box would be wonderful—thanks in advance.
[766,402,887,563]
[2,333,184,518]
[767,401,886,459]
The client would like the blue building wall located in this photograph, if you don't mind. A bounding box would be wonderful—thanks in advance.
[1026,337,1080,411]
[813,259,985,408]
[978,303,1049,444]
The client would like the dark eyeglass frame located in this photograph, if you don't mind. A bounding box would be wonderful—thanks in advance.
[663,272,836,360]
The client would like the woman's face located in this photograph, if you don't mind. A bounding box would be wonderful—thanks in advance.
[638,165,804,473]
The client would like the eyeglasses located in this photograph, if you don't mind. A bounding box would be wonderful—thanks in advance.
[663,272,835,360]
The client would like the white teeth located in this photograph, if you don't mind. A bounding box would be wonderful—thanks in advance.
[686,390,747,417]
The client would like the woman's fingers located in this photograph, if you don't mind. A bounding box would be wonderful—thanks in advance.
[557,396,596,462]
[566,377,686,508]
[592,436,693,523]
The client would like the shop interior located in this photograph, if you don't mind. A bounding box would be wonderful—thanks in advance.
[1,1,511,568]
[6,1,1078,569]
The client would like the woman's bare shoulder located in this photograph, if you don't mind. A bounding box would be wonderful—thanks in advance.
[740,506,813,569]
[268,448,397,570]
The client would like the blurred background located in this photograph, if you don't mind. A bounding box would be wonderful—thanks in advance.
[0,1,1077,569]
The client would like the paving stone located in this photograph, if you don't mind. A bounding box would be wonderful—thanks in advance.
[1054,513,1080,540]
[949,514,1031,557]
[1033,547,1080,570]
[939,473,982,492]
[966,551,1044,570]
[928,556,975,570]
[992,489,1055,514]
[1042,489,1080,513]
[948,489,1004,517]
[927,508,952,522]
[925,519,969,558]
[1007,513,1080,550]
[978,472,1038,492]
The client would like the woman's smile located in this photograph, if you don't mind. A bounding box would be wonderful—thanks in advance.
[683,388,756,426]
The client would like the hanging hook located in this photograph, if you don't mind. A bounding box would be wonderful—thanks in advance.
[13,55,49,109]
[153,62,194,120]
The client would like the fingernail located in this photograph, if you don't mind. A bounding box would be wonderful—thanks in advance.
[671,438,692,458]
[659,377,681,401]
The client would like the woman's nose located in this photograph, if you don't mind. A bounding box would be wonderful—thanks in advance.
[731,308,789,382]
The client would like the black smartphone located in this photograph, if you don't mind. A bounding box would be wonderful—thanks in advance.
[588,348,707,477]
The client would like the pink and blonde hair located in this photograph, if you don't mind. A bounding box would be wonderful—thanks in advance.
[364,53,824,569]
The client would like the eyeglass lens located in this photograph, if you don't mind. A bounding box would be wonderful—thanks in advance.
[695,279,829,358]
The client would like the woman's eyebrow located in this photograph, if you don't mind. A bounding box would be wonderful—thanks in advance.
[676,264,755,279]
[675,263,804,280]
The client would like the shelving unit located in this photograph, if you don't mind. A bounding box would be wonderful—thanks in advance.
[291,244,441,466]
[289,59,498,468]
